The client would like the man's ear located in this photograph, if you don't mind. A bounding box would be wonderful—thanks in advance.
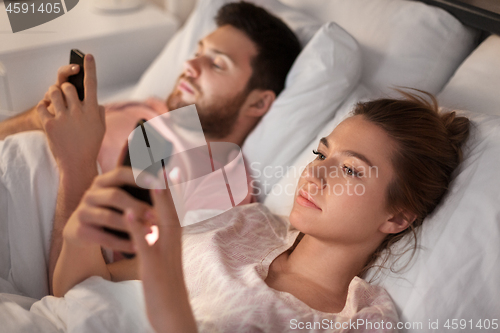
[242,89,276,118]
[379,209,417,234]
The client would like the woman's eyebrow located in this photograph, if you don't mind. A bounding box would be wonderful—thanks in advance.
[320,137,329,148]
[342,150,374,167]
[319,137,374,167]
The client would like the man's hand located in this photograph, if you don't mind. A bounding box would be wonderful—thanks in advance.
[37,54,105,173]
[45,54,107,293]
[42,63,82,107]
[0,61,83,140]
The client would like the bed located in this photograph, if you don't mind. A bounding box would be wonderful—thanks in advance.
[0,0,499,332]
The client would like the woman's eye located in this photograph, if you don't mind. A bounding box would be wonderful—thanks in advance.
[342,164,360,177]
[212,62,222,69]
[312,150,326,161]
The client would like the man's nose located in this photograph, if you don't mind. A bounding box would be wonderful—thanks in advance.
[183,57,201,78]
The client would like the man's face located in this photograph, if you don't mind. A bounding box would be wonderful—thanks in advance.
[166,25,258,138]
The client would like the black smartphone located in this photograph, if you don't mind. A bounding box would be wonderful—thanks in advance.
[68,49,85,101]
[103,119,173,259]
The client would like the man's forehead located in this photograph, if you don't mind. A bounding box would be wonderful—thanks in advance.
[199,25,258,64]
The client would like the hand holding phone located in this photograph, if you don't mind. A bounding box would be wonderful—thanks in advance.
[103,119,173,259]
[68,49,85,101]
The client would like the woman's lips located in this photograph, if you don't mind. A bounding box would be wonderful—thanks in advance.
[296,189,322,211]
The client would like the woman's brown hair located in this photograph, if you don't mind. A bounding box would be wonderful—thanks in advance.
[354,90,470,278]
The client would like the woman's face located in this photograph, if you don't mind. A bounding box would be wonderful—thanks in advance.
[289,115,398,246]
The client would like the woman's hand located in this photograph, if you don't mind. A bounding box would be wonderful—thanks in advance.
[63,167,154,252]
[36,54,105,174]
[125,174,198,333]
[52,167,155,297]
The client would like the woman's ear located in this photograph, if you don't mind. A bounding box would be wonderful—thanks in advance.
[379,209,417,234]
[242,89,276,118]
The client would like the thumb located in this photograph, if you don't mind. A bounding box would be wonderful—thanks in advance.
[37,100,53,125]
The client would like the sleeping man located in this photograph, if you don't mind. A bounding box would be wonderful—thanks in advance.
[0,2,301,296]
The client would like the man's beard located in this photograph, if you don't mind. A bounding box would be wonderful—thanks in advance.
[166,79,249,139]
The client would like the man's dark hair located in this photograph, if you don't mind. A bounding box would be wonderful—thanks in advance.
[215,1,301,97]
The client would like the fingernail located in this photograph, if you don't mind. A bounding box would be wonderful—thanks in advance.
[72,65,79,71]
[86,54,94,62]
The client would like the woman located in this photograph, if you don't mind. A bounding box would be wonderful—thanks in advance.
[53,91,470,332]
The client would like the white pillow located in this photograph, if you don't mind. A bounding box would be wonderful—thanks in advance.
[367,111,500,331]
[438,35,500,116]
[264,95,500,330]
[244,22,362,201]
[131,0,321,101]
[280,0,479,96]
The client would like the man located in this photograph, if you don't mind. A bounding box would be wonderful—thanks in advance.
[0,2,301,295]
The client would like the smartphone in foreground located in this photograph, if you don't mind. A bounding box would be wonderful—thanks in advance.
[104,119,173,259]
[68,49,85,101]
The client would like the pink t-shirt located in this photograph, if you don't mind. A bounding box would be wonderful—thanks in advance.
[98,98,165,174]
[181,203,399,332]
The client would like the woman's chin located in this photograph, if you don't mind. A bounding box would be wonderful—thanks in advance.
[288,204,311,232]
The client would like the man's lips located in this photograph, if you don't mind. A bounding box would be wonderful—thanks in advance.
[179,81,195,94]
[296,189,322,211]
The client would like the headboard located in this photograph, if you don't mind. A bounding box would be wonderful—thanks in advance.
[414,0,500,35]
[167,0,500,36]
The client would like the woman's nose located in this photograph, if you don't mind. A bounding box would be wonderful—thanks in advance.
[303,165,327,190]
[183,57,201,78]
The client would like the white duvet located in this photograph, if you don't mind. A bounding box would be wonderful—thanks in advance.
[0,132,139,332]
[0,277,154,333]
[0,132,202,332]
[0,131,58,299]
